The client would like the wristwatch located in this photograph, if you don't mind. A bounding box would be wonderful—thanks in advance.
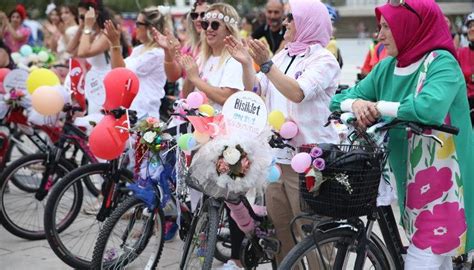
[260,60,273,74]
[83,28,92,35]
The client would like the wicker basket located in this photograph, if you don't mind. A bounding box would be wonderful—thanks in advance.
[298,144,388,218]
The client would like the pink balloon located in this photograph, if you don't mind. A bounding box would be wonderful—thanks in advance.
[199,91,209,104]
[280,121,298,139]
[291,153,312,173]
[187,92,204,109]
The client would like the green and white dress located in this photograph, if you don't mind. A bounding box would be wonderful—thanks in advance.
[330,50,474,255]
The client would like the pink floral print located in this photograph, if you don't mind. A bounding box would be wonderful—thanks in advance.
[406,166,453,209]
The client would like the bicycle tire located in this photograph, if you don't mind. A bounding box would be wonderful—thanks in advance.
[91,196,165,270]
[279,228,390,269]
[180,198,220,270]
[214,209,232,263]
[0,153,77,240]
[44,163,133,269]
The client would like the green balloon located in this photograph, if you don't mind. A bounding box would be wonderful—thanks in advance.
[178,133,193,150]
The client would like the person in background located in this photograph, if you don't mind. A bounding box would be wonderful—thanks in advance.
[225,0,340,267]
[445,15,461,49]
[0,40,15,69]
[331,0,473,268]
[23,7,43,47]
[252,0,286,54]
[0,6,31,52]
[457,12,474,126]
[359,29,388,79]
[240,15,255,39]
[56,5,79,65]
[325,4,343,68]
[43,3,61,52]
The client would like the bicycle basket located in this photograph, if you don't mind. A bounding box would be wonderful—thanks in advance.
[298,143,388,218]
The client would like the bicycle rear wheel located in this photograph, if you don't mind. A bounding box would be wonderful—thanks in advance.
[44,163,133,269]
[91,196,164,269]
[279,228,390,269]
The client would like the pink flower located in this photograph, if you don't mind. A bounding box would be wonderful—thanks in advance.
[216,158,230,174]
[310,146,323,158]
[406,167,452,210]
[240,156,251,175]
[146,117,158,125]
[312,158,325,171]
[412,202,466,254]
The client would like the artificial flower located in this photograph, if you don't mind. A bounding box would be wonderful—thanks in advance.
[223,146,241,165]
[143,131,157,143]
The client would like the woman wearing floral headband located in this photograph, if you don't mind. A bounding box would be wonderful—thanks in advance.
[225,0,340,267]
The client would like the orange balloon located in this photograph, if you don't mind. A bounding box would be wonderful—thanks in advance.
[31,86,65,116]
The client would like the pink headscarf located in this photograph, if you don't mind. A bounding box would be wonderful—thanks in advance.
[286,0,332,56]
[375,0,456,67]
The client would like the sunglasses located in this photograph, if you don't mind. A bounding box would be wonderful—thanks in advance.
[201,20,221,31]
[190,12,206,21]
[286,13,293,22]
[135,21,149,28]
[387,0,422,23]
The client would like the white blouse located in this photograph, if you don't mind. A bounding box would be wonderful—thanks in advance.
[125,45,166,119]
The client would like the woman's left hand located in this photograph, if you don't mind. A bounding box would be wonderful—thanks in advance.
[103,20,121,46]
[352,100,380,128]
[84,7,96,28]
[178,55,199,81]
[248,39,271,66]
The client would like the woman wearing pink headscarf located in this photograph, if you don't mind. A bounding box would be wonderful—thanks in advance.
[331,0,473,268]
[225,0,340,265]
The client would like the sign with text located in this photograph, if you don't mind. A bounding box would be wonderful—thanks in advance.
[85,71,105,107]
[222,91,267,137]
[3,69,28,93]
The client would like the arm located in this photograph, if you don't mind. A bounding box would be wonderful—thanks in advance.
[6,24,28,42]
[190,78,238,105]
[77,32,110,58]
[67,24,83,55]
[223,36,259,92]
[152,28,182,82]
[264,65,304,103]
[103,20,125,68]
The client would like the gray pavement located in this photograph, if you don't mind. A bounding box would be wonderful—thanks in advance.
[0,38,409,270]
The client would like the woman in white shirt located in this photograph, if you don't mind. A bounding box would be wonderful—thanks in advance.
[56,5,79,65]
[225,0,340,266]
[178,3,244,111]
[103,6,166,119]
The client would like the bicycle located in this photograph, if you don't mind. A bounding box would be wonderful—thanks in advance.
[0,104,100,240]
[278,112,460,270]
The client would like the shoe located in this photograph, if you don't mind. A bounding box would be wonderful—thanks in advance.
[163,220,178,241]
[219,260,242,270]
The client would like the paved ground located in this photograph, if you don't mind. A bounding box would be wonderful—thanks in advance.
[0,38,410,270]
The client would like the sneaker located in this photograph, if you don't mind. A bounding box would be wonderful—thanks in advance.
[219,260,242,270]
[163,220,178,241]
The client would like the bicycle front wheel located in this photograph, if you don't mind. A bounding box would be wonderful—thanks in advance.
[279,228,390,269]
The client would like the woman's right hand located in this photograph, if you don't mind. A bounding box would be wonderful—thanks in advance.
[352,99,380,128]
[224,35,253,66]
[103,20,121,46]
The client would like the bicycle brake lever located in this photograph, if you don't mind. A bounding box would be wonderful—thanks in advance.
[422,134,444,147]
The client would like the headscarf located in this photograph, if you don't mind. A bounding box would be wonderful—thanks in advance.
[14,4,27,21]
[375,0,456,67]
[286,0,332,56]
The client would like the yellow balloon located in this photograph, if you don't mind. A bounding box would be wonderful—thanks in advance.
[193,131,210,144]
[198,104,215,117]
[268,110,285,130]
[26,68,60,94]
[31,86,65,116]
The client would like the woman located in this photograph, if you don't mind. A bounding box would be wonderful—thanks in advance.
[458,12,474,126]
[0,8,30,52]
[43,3,61,52]
[103,6,167,119]
[225,0,340,266]
[330,0,473,268]
[0,41,15,69]
[56,5,79,65]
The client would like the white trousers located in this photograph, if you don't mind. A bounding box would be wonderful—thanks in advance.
[405,245,453,270]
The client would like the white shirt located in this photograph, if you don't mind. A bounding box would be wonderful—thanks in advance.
[198,55,244,111]
[258,44,340,163]
[125,45,166,119]
[57,25,78,64]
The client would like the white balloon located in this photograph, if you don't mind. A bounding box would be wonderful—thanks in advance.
[37,51,49,62]
[11,52,22,64]
[28,53,39,63]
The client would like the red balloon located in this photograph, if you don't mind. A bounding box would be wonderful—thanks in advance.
[103,68,139,111]
[89,115,127,160]
[0,68,11,83]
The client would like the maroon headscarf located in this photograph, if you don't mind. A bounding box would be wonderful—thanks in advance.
[375,0,456,67]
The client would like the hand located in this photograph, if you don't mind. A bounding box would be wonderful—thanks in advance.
[224,35,253,66]
[84,7,96,28]
[248,39,271,66]
[57,22,66,34]
[103,20,121,46]
[178,55,199,82]
[352,100,380,128]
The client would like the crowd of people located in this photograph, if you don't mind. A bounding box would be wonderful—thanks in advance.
[1,0,474,269]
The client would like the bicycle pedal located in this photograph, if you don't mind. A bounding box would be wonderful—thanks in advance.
[259,237,280,254]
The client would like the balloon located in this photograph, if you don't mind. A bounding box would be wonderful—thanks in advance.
[89,115,126,160]
[11,52,21,64]
[268,110,285,131]
[177,133,193,151]
[31,86,65,116]
[187,136,197,149]
[199,91,209,104]
[291,153,312,173]
[0,68,10,83]
[19,45,33,56]
[37,51,49,62]
[198,104,215,117]
[103,68,139,110]
[26,68,60,94]
[280,121,299,139]
[186,92,204,109]
[193,131,210,144]
[267,165,282,183]
[27,53,38,63]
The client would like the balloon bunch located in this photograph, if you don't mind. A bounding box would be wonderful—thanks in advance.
[26,68,64,116]
[11,45,56,72]
[267,110,298,139]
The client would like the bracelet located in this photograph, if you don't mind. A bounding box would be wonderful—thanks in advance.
[164,60,175,65]
[110,45,121,51]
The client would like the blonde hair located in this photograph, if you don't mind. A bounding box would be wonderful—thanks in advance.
[140,6,167,48]
[200,3,241,66]
[186,1,209,54]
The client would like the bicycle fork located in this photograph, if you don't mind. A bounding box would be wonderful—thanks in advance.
[353,215,376,270]
[35,146,63,201]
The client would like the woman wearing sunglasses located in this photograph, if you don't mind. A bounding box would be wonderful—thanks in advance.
[225,0,340,267]
[331,0,473,268]
[103,6,167,119]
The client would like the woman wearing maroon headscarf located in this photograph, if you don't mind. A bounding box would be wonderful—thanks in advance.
[331,0,473,268]
[0,6,31,52]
